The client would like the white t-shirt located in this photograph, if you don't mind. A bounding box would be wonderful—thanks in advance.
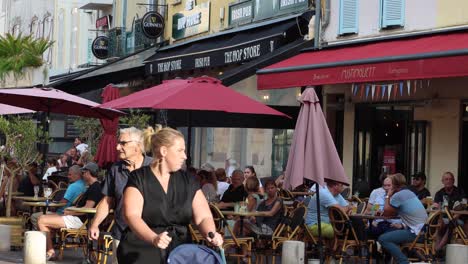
[42,167,58,180]
[217,181,230,199]
[75,143,89,156]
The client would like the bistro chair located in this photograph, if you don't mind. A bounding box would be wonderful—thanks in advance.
[57,193,87,260]
[210,204,254,264]
[256,205,306,264]
[400,211,443,263]
[328,205,374,264]
[96,216,115,264]
[277,188,294,201]
[444,206,468,245]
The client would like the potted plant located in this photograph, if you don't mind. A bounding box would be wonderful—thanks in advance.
[0,33,54,87]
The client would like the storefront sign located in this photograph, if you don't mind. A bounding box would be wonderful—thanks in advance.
[96,15,112,29]
[141,11,165,39]
[172,3,210,40]
[91,36,109,60]
[229,1,252,26]
[254,0,308,21]
[150,38,278,74]
[279,0,307,10]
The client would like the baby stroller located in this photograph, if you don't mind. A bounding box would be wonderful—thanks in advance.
[167,244,225,264]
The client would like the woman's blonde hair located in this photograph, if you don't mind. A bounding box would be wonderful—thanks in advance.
[143,125,184,169]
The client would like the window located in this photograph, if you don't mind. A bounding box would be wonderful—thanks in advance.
[339,0,358,35]
[380,0,405,28]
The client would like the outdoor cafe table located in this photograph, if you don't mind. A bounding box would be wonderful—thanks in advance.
[12,196,47,202]
[290,191,315,196]
[221,211,270,234]
[65,206,98,263]
[22,201,66,214]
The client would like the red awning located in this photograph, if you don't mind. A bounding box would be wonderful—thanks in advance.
[257,31,468,90]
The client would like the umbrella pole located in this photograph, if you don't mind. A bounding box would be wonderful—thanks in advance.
[186,112,192,167]
[315,184,324,264]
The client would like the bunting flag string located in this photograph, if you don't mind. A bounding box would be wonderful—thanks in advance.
[350,79,427,101]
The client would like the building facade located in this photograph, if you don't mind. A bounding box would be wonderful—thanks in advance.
[257,0,468,195]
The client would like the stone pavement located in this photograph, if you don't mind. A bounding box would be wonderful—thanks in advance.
[0,248,94,264]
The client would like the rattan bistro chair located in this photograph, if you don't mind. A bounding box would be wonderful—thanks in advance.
[400,211,443,263]
[328,205,374,264]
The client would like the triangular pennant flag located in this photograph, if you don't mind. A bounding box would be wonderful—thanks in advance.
[359,84,364,99]
[408,81,412,95]
[365,85,370,99]
[376,85,381,101]
[371,85,376,100]
[388,84,393,101]
[381,85,386,99]
[400,82,405,96]
[352,84,357,95]
[394,83,400,98]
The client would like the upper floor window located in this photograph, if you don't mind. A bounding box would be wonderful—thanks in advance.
[380,0,405,29]
[339,0,358,35]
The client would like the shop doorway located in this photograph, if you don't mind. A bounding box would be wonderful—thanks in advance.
[353,105,426,195]
[458,104,468,192]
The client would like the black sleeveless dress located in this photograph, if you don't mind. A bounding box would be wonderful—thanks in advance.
[117,167,199,263]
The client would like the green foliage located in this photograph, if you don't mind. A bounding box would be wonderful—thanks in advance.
[120,109,152,130]
[0,116,41,169]
[73,117,103,155]
[0,33,54,82]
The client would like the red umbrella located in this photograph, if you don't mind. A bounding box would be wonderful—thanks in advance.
[99,76,290,165]
[284,88,349,262]
[0,87,122,119]
[284,88,349,189]
[0,104,35,115]
[95,85,120,168]
[100,76,289,117]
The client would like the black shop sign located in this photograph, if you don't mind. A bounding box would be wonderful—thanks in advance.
[141,11,165,39]
[91,36,109,60]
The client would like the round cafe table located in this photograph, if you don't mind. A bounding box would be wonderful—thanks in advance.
[221,210,270,234]
[12,196,47,202]
[22,201,66,214]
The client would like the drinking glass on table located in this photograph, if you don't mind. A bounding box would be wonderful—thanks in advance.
[43,187,53,199]
[33,185,40,199]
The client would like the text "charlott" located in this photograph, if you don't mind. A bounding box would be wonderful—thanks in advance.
[224,44,261,63]
[341,66,376,80]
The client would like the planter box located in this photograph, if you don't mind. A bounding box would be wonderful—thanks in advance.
[0,217,24,248]
[1,65,49,88]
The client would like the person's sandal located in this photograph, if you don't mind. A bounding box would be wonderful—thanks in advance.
[46,252,56,261]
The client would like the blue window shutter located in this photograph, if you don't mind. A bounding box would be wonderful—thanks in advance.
[339,0,358,35]
[381,0,405,28]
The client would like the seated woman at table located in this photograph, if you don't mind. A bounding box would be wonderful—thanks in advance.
[37,162,102,260]
[232,177,262,235]
[242,180,283,237]
[199,169,219,203]
[366,175,404,237]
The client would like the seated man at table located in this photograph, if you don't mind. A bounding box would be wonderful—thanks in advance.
[305,179,350,239]
[408,172,431,201]
[432,171,467,250]
[379,173,428,264]
[38,162,103,260]
[30,165,86,230]
[216,169,248,209]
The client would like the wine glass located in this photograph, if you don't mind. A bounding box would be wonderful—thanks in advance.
[43,187,52,199]
[33,186,40,199]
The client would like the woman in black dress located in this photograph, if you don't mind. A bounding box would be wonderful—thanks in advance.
[117,127,223,263]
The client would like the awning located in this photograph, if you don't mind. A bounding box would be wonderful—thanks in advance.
[144,17,308,75]
[50,46,157,94]
[257,31,468,90]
